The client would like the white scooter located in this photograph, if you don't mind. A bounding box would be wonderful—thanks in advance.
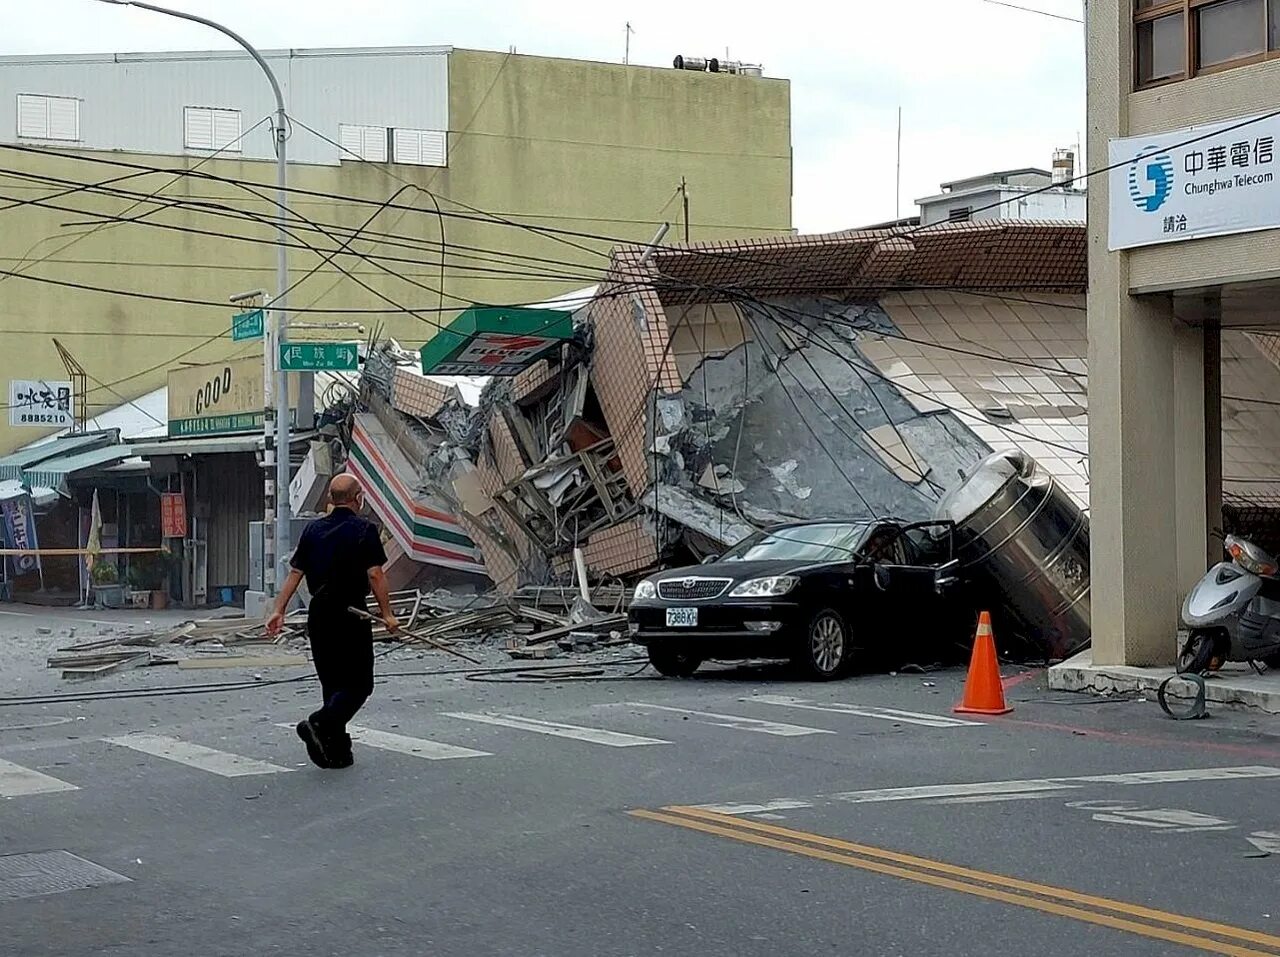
[1179,535,1280,674]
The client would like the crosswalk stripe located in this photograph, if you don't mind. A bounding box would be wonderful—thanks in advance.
[624,703,834,737]
[0,757,78,798]
[442,712,670,747]
[103,734,292,777]
[745,695,982,728]
[347,726,492,760]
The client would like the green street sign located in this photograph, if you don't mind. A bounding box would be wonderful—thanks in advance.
[278,341,359,371]
[420,306,574,376]
[231,309,264,341]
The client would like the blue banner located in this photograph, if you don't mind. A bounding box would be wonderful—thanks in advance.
[1,493,42,579]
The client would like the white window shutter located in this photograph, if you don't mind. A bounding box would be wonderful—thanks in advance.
[211,109,241,151]
[362,126,388,162]
[184,107,214,150]
[17,95,48,138]
[339,123,364,159]
[392,128,447,167]
[392,128,421,165]
[46,97,79,141]
[340,124,387,162]
[420,130,446,166]
[16,94,79,141]
[185,107,242,151]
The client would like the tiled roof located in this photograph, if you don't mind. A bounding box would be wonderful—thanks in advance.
[639,221,1086,306]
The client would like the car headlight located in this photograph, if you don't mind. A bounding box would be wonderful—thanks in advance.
[634,579,657,600]
[729,575,799,598]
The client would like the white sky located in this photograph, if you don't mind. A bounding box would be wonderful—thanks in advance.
[6,0,1087,232]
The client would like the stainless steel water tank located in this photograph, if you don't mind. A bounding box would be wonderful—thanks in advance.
[935,450,1090,660]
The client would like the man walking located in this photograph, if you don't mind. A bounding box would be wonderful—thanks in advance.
[267,474,398,769]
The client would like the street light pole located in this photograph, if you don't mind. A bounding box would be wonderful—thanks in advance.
[99,1,293,595]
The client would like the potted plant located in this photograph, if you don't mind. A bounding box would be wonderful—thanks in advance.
[126,552,173,609]
[91,561,124,609]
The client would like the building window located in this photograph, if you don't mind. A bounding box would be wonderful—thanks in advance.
[184,107,242,152]
[16,94,80,141]
[947,206,972,223]
[1135,0,1280,88]
[338,124,389,162]
[391,128,447,167]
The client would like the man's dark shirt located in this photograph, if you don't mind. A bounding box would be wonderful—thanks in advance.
[289,506,387,612]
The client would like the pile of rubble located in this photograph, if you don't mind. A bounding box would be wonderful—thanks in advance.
[48,586,633,679]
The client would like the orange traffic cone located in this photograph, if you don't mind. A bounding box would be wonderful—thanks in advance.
[954,611,1012,716]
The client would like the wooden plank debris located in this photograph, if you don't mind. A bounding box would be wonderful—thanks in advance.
[178,655,307,670]
[61,652,151,680]
[525,615,627,646]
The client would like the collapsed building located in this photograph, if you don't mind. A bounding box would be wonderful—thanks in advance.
[332,219,1280,658]
[346,224,1083,588]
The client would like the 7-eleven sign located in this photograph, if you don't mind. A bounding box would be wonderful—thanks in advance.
[420,306,575,376]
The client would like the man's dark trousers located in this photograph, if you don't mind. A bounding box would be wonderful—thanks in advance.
[307,604,374,756]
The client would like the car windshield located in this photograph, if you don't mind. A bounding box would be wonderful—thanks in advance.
[719,523,870,562]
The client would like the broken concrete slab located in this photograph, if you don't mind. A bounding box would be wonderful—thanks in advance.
[1049,649,1280,716]
[640,486,754,548]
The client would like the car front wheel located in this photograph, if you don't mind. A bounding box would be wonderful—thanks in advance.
[795,609,850,680]
[648,646,702,678]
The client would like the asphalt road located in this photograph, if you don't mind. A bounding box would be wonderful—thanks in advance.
[3,649,1280,957]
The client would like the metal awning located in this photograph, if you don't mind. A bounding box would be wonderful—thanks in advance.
[131,434,264,457]
[0,431,118,482]
[22,443,138,494]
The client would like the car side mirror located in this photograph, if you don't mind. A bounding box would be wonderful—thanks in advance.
[700,554,720,564]
[934,559,961,595]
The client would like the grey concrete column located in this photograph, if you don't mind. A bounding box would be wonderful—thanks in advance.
[1173,318,1208,611]
[1203,308,1223,568]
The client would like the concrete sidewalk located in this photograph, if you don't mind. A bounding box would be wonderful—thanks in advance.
[1049,649,1280,715]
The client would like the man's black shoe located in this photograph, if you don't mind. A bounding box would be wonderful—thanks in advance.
[295,718,330,768]
[327,732,354,769]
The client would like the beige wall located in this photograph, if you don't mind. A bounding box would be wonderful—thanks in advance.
[1087,0,1255,664]
[0,50,792,454]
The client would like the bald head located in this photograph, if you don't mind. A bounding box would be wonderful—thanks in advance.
[329,473,362,507]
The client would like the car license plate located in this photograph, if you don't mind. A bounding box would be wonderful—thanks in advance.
[666,607,698,627]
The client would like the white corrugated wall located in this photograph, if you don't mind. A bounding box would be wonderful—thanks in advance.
[0,47,450,165]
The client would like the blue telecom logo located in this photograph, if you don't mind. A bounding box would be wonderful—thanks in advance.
[1127,146,1174,212]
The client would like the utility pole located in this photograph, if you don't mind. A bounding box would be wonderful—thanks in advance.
[680,177,690,243]
[230,290,276,597]
[624,22,634,65]
[99,0,293,595]
[895,107,902,222]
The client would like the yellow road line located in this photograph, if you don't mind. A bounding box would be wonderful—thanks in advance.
[630,809,1280,957]
[665,805,1280,951]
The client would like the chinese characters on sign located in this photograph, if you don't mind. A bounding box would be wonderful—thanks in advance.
[160,493,187,539]
[1182,137,1273,175]
[8,379,74,429]
[1109,113,1280,250]
[231,308,264,342]
[277,342,359,372]
[167,356,296,438]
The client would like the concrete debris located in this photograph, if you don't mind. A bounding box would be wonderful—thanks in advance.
[44,585,636,677]
[767,461,812,501]
[316,229,1095,655]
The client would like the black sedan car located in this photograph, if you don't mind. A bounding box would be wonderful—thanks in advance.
[629,519,971,679]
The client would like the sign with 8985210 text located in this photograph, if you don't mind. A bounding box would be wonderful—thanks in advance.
[1109,112,1280,250]
[9,379,74,428]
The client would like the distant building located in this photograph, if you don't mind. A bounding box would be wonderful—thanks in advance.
[0,46,793,453]
[915,157,1084,226]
